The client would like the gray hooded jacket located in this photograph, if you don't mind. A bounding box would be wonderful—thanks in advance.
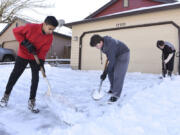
[101,36,129,73]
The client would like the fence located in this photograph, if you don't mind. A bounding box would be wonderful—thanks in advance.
[0,59,70,66]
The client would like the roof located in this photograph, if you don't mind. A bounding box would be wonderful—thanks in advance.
[53,31,71,38]
[85,0,177,19]
[65,2,180,28]
[0,17,71,38]
[85,0,117,19]
[0,17,28,36]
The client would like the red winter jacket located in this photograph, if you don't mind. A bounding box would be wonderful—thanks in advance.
[13,23,53,60]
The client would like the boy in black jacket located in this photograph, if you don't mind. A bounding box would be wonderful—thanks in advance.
[157,40,176,77]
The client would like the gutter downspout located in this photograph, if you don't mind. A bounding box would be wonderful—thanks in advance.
[178,28,180,74]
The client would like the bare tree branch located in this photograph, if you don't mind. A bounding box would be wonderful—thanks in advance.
[0,0,53,23]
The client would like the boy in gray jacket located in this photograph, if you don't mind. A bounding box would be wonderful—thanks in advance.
[90,34,130,102]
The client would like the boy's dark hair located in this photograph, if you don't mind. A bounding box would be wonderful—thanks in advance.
[90,34,103,47]
[44,16,59,27]
[157,40,164,47]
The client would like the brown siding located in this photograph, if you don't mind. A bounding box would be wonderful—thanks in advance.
[47,34,71,59]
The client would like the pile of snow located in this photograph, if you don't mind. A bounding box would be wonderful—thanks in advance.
[0,64,180,135]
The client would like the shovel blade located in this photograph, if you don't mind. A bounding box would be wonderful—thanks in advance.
[92,89,105,100]
[45,88,51,96]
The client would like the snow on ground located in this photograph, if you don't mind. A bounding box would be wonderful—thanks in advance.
[0,64,180,135]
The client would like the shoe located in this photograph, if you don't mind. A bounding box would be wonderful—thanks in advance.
[108,96,118,102]
[0,94,9,107]
[28,99,39,113]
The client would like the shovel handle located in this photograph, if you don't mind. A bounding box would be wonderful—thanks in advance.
[33,54,52,96]
[33,54,46,78]
[103,59,108,72]
[98,79,103,93]
[98,59,108,92]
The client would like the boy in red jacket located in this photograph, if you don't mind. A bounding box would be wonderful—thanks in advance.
[0,16,58,113]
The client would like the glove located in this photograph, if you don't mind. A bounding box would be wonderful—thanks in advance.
[100,71,107,81]
[21,39,36,54]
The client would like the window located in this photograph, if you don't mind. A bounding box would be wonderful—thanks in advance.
[123,0,129,8]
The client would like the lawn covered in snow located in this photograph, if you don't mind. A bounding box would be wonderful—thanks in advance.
[0,64,180,135]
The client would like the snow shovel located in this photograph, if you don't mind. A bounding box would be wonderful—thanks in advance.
[33,54,52,96]
[32,19,66,96]
[33,54,79,111]
[92,59,108,100]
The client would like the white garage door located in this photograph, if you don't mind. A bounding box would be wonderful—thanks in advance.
[81,24,179,74]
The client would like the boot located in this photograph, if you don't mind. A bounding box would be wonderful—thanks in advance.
[162,69,167,78]
[108,96,118,103]
[0,93,9,107]
[28,99,39,113]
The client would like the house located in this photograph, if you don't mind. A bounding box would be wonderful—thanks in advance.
[86,0,177,19]
[65,0,180,74]
[0,17,71,59]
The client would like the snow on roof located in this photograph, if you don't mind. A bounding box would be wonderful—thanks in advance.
[86,0,177,19]
[65,1,180,27]
[54,26,72,37]
[103,1,180,18]
[0,23,8,33]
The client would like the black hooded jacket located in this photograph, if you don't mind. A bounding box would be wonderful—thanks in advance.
[157,41,175,59]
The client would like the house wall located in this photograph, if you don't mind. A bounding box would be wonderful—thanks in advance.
[70,8,180,74]
[0,19,71,59]
[3,41,19,53]
[47,34,71,59]
[81,24,178,73]
[94,0,161,18]
[0,19,25,53]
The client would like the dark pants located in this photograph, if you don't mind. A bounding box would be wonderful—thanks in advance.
[5,56,42,100]
[108,52,130,98]
[162,53,175,77]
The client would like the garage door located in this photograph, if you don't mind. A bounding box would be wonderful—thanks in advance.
[4,41,18,54]
[81,24,178,74]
